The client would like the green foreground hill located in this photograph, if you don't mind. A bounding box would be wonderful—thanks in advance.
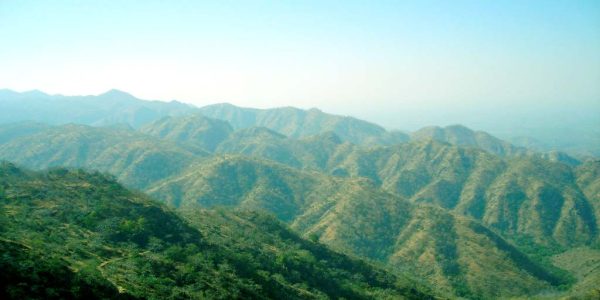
[0,162,434,299]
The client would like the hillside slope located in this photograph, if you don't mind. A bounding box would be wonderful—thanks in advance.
[199,103,409,145]
[411,125,525,156]
[147,155,570,298]
[327,140,597,248]
[0,162,433,299]
[576,160,600,223]
[0,123,202,188]
[211,135,599,249]
[411,125,582,165]
[215,128,355,170]
[552,247,600,299]
[140,114,233,152]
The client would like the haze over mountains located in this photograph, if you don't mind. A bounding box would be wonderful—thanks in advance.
[0,89,194,128]
[1,89,598,158]
[1,89,600,299]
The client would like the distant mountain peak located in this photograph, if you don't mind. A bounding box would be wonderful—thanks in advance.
[206,102,243,109]
[0,89,49,98]
[0,88,19,97]
[214,102,236,106]
[99,89,135,98]
[445,124,472,132]
[23,89,49,97]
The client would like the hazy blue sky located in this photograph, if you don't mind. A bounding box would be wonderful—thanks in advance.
[1,1,599,130]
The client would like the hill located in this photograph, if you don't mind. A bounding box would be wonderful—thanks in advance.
[411,124,526,156]
[184,133,597,250]
[140,113,233,152]
[2,121,596,249]
[551,247,600,299]
[576,160,600,225]
[147,155,572,298]
[215,128,355,170]
[328,140,597,249]
[0,89,197,128]
[1,116,599,298]
[2,89,597,157]
[0,121,50,144]
[411,125,582,165]
[0,123,202,188]
[146,155,346,221]
[0,162,434,299]
[199,103,409,145]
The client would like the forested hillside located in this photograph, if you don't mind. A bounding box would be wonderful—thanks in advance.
[0,163,434,299]
[145,155,580,298]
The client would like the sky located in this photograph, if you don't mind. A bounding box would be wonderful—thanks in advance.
[0,0,599,131]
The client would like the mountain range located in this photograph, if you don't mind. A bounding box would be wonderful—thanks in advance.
[1,89,595,158]
[1,89,599,299]
[0,89,195,128]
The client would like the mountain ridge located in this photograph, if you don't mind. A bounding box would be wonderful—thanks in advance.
[1,89,594,158]
[1,90,600,298]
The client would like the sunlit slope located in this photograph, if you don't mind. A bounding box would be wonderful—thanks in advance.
[215,128,356,170]
[146,155,351,221]
[552,247,600,299]
[2,122,596,249]
[216,135,594,249]
[147,155,569,298]
[330,140,597,248]
[301,201,566,299]
[140,113,233,152]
